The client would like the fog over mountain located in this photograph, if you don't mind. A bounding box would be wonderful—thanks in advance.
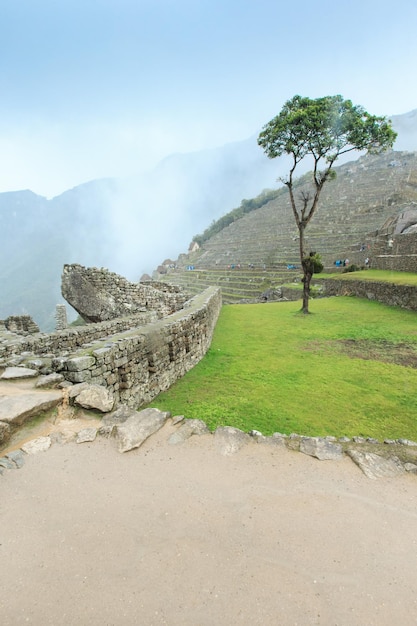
[0,109,416,330]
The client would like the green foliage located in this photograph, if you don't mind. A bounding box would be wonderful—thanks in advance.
[149,298,417,440]
[303,251,323,275]
[258,95,397,313]
[342,264,362,273]
[258,94,397,164]
[69,315,86,326]
[192,188,283,246]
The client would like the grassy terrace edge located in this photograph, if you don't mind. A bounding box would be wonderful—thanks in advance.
[147,293,417,442]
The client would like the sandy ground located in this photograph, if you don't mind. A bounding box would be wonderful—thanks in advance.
[1,421,417,626]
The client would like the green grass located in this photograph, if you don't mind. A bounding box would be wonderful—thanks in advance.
[321,269,417,285]
[149,297,417,440]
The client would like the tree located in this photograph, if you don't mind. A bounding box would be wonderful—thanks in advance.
[258,95,397,313]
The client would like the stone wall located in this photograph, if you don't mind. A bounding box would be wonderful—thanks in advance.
[370,233,417,272]
[3,315,40,335]
[0,287,222,408]
[61,264,189,323]
[319,279,417,311]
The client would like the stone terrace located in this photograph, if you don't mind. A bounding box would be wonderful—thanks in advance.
[156,151,417,301]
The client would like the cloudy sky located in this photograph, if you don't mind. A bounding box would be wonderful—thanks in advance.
[1,0,416,198]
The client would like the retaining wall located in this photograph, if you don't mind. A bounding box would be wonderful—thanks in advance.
[319,279,417,311]
[1,287,222,409]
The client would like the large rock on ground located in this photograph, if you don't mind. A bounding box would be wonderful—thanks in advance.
[99,405,137,437]
[1,367,38,380]
[0,391,62,427]
[347,449,405,479]
[214,426,251,456]
[73,385,114,413]
[299,437,343,461]
[168,419,209,445]
[113,408,170,453]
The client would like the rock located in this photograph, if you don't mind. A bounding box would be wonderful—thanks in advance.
[0,421,11,444]
[66,356,96,372]
[0,457,15,470]
[168,419,209,445]
[0,366,38,380]
[21,436,52,454]
[35,373,65,388]
[347,450,405,479]
[0,391,62,427]
[257,434,287,447]
[73,385,114,412]
[76,428,98,443]
[172,415,185,425]
[404,462,417,474]
[397,439,417,447]
[114,408,170,453]
[67,383,90,399]
[50,430,77,444]
[6,449,25,469]
[99,404,137,437]
[214,426,251,456]
[299,437,343,461]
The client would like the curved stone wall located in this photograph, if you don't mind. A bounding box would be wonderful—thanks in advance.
[0,287,222,408]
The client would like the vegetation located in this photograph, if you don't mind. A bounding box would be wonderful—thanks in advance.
[149,297,417,441]
[192,188,283,246]
[323,269,417,286]
[258,95,397,313]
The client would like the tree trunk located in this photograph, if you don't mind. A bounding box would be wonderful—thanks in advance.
[298,224,310,314]
[301,266,312,313]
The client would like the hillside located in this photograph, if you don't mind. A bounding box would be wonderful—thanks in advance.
[0,109,416,329]
[158,150,417,300]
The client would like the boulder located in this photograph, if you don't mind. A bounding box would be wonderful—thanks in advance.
[214,426,251,456]
[0,391,62,427]
[299,437,343,461]
[35,373,65,389]
[99,405,137,437]
[0,367,38,380]
[73,385,114,413]
[113,408,170,453]
[168,419,209,445]
[347,450,405,479]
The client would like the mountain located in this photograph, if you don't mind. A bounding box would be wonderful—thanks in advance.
[0,109,416,330]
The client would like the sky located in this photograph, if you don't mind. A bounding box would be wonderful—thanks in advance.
[1,0,417,198]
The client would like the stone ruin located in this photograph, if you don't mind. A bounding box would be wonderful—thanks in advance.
[3,315,40,335]
[61,263,188,323]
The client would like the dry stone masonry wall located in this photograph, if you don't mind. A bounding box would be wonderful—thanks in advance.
[61,264,188,323]
[0,287,222,409]
[319,279,417,311]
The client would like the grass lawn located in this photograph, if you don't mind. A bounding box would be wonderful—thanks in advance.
[321,269,417,285]
[149,296,417,440]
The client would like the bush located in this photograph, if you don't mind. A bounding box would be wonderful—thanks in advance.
[342,264,362,273]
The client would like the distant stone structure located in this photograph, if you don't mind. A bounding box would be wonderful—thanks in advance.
[369,206,417,271]
[4,315,39,335]
[55,304,68,331]
[61,264,188,323]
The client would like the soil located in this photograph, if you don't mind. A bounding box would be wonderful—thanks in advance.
[1,429,416,625]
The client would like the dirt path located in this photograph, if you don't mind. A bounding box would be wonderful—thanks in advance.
[1,426,416,625]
